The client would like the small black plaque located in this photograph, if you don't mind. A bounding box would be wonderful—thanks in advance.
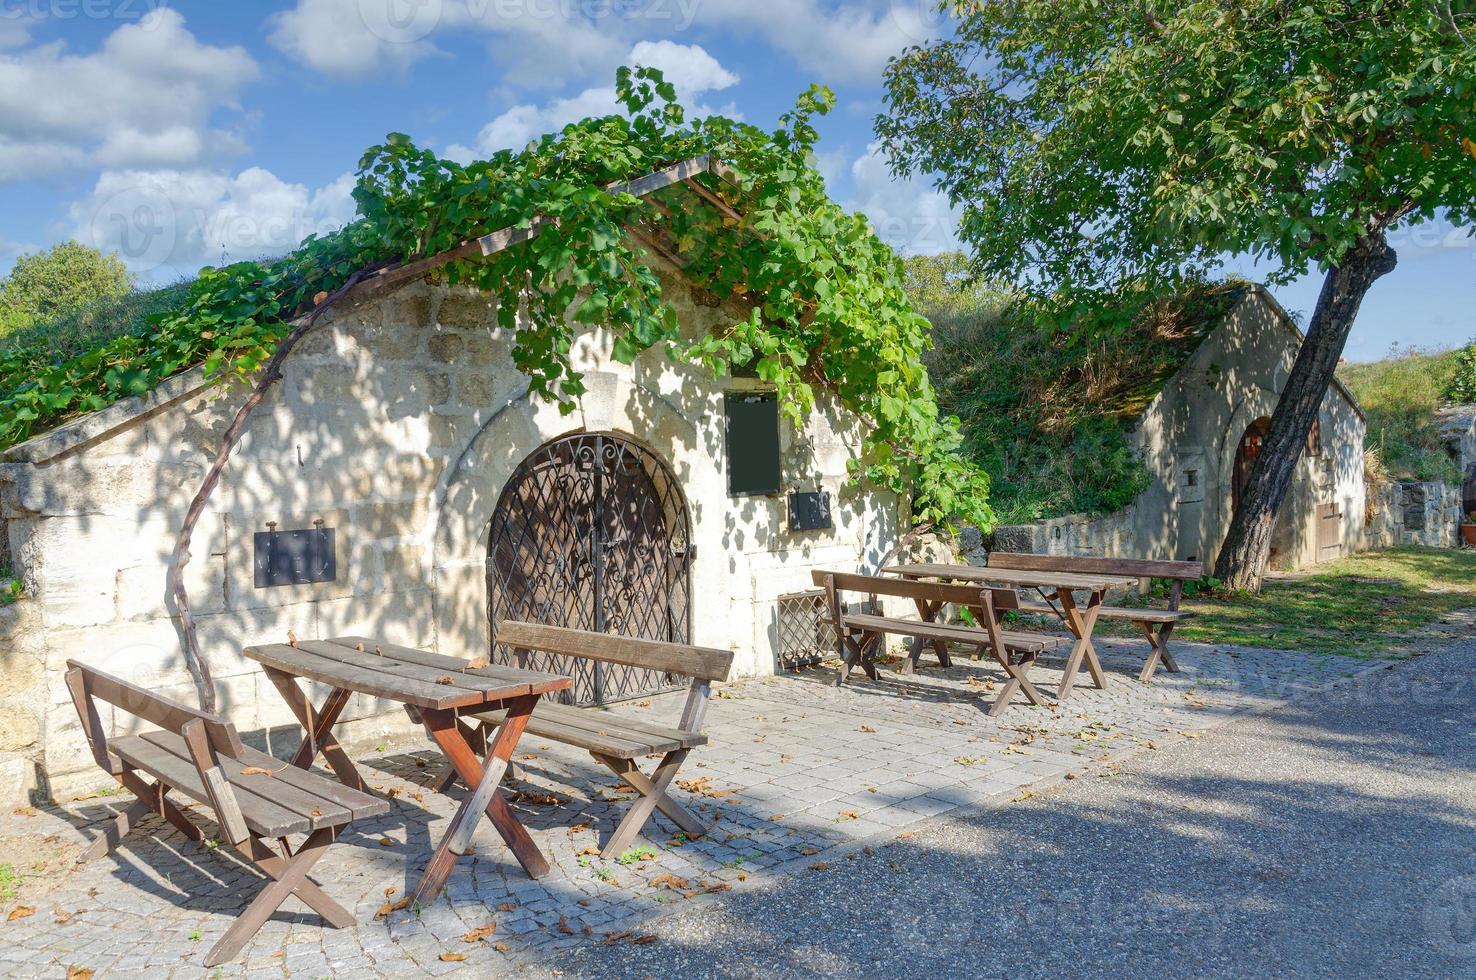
[788,492,832,532]
[254,528,336,588]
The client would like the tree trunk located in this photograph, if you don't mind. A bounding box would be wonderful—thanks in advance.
[1213,233,1397,592]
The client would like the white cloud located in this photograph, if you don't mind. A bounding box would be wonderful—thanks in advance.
[270,0,939,86]
[69,167,358,282]
[846,142,961,255]
[698,0,940,82]
[449,40,739,158]
[268,0,442,78]
[0,9,257,182]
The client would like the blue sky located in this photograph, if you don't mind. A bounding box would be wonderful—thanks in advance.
[0,0,1469,361]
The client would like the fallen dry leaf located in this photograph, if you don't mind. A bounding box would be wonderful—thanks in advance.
[769,813,784,822]
[355,642,365,651]
[809,861,830,871]
[494,943,510,952]
[53,909,74,925]
[651,873,689,891]
[898,831,916,839]
[629,934,659,945]
[378,837,396,847]
[860,725,877,733]
[466,657,489,670]
[556,916,575,935]
[497,902,516,912]
[8,906,35,922]
[799,846,820,856]
[66,968,93,980]
[436,675,455,685]
[462,922,497,943]
[439,951,468,962]
[836,809,859,822]
[1178,730,1202,739]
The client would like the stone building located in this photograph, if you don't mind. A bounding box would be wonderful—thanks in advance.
[993,286,1368,570]
[0,205,901,803]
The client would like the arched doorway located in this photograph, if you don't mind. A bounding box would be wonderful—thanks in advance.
[1232,417,1272,509]
[486,432,692,705]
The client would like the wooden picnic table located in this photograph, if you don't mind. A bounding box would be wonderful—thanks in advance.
[883,563,1137,699]
[243,636,569,906]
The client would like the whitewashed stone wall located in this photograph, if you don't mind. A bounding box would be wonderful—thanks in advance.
[991,287,1367,571]
[0,265,898,803]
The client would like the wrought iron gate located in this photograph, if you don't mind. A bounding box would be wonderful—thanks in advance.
[486,432,692,706]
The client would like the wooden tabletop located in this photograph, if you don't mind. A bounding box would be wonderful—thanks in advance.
[884,563,1139,593]
[243,636,570,711]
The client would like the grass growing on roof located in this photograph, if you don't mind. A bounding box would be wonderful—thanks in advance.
[910,256,1239,526]
[1338,345,1464,484]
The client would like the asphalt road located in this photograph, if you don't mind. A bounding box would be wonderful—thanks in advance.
[517,639,1476,979]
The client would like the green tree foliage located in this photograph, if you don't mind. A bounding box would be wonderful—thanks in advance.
[0,241,133,327]
[880,1,1476,587]
[0,68,991,534]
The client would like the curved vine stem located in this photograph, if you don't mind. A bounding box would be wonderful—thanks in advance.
[167,268,381,712]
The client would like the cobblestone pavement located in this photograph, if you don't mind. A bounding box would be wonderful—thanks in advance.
[0,636,1393,978]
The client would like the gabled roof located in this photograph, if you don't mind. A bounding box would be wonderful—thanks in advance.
[1242,284,1365,423]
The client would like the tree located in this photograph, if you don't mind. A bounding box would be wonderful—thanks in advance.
[1,240,133,323]
[879,1,1476,589]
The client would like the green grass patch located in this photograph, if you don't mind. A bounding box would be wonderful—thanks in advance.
[0,280,193,369]
[1107,547,1476,657]
[1339,345,1464,484]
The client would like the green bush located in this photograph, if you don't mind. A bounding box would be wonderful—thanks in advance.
[1446,339,1476,404]
[0,241,132,322]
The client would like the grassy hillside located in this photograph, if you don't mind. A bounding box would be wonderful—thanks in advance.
[1338,345,1464,484]
[908,256,1237,526]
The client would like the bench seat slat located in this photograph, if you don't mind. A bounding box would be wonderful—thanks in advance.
[114,733,317,837]
[229,743,389,822]
[1015,601,1193,624]
[465,702,705,759]
[840,612,1064,654]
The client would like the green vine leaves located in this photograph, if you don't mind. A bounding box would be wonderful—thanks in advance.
[0,67,993,534]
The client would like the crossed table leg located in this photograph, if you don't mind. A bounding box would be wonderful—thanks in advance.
[264,667,550,902]
[1055,588,1110,699]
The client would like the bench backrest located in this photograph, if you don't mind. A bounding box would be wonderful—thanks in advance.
[811,569,1022,612]
[987,552,1204,582]
[65,660,245,759]
[496,621,734,683]
[65,660,253,844]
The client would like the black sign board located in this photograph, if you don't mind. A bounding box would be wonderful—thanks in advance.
[788,491,833,532]
[254,527,336,588]
[724,392,782,496]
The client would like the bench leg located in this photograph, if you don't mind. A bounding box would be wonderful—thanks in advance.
[593,749,699,858]
[836,632,878,686]
[987,650,1047,717]
[240,834,353,929]
[81,770,204,863]
[1137,622,1179,683]
[205,827,339,967]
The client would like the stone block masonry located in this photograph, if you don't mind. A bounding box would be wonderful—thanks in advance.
[0,266,900,805]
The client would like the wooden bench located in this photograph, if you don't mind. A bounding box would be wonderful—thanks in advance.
[65,660,388,967]
[987,553,1204,682]
[813,570,1065,715]
[458,621,734,859]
